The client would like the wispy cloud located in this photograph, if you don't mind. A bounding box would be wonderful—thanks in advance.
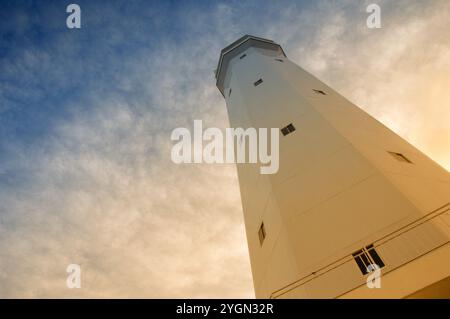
[0,0,449,298]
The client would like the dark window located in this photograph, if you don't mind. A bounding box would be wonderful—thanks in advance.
[287,123,295,132]
[240,54,247,59]
[254,78,263,86]
[388,151,412,164]
[313,89,327,95]
[275,58,284,62]
[352,250,367,274]
[281,123,296,136]
[229,88,232,97]
[366,245,385,268]
[360,253,371,270]
[258,222,266,246]
[352,244,385,275]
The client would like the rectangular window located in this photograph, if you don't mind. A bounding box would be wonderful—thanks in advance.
[313,89,327,95]
[258,222,266,246]
[281,123,296,136]
[254,78,263,86]
[352,249,367,274]
[366,244,385,268]
[240,53,247,59]
[275,58,284,62]
[228,88,232,97]
[352,244,385,275]
[388,151,412,164]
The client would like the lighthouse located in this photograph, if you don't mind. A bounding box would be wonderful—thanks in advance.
[215,35,450,298]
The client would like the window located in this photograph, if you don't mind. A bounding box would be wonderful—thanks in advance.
[258,222,266,246]
[366,245,385,269]
[240,53,247,59]
[352,244,385,275]
[313,89,327,95]
[275,58,284,62]
[281,123,296,136]
[254,78,263,86]
[388,151,412,164]
[229,88,232,97]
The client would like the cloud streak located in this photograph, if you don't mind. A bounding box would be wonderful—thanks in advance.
[0,0,449,297]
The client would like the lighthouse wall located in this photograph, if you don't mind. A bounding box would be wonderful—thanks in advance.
[221,43,450,298]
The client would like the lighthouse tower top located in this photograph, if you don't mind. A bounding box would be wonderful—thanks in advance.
[215,35,286,96]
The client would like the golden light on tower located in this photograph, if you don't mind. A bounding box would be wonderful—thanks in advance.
[216,35,450,298]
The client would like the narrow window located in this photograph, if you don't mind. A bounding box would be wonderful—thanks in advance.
[275,58,284,62]
[281,123,296,136]
[258,222,266,246]
[352,244,385,275]
[313,89,327,95]
[359,253,371,270]
[254,78,263,86]
[366,244,385,268]
[228,88,232,97]
[286,123,295,132]
[388,151,412,164]
[352,249,367,274]
[240,53,247,59]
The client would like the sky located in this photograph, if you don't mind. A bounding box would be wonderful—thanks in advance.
[0,0,449,298]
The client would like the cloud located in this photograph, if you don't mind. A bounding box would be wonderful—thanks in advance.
[281,0,450,170]
[0,0,449,298]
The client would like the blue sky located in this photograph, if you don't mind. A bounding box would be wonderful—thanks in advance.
[0,0,449,297]
[0,0,304,172]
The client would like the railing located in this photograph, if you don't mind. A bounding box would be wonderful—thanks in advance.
[270,202,450,299]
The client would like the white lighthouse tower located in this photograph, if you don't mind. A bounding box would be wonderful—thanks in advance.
[215,35,450,298]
